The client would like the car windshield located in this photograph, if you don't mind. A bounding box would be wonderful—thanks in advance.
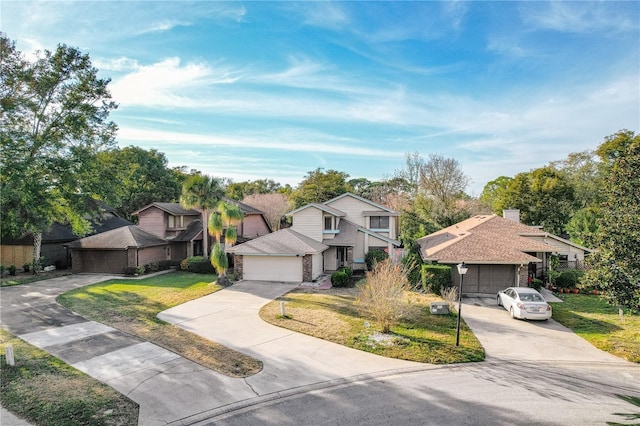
[518,292,544,302]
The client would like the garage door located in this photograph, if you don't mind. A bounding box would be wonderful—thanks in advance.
[461,265,516,294]
[243,256,303,282]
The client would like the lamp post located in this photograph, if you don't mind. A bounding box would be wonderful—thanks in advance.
[455,262,468,347]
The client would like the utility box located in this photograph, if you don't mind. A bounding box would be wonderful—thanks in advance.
[430,302,450,315]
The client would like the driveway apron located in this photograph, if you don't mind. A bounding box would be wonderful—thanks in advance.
[461,295,632,365]
[1,275,257,426]
[158,281,423,401]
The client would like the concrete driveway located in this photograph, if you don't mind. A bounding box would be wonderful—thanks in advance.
[461,294,631,364]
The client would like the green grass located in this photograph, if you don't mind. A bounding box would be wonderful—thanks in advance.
[0,270,72,287]
[1,329,139,426]
[552,293,640,363]
[57,271,263,377]
[260,288,485,364]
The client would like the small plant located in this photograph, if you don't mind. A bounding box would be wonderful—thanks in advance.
[22,263,30,272]
[440,286,458,311]
[180,256,204,271]
[8,265,16,276]
[331,270,350,287]
[144,261,160,274]
[365,249,388,271]
[31,257,43,275]
[531,278,543,291]
[355,259,409,333]
[421,264,452,295]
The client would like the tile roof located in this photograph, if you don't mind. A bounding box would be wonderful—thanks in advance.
[227,228,328,255]
[417,215,555,264]
[67,225,167,249]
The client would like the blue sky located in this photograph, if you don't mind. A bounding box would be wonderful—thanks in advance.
[3,1,639,195]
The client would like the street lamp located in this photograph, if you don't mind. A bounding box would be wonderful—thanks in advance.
[455,262,468,347]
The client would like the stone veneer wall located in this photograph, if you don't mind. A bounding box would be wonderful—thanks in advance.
[234,254,244,279]
[302,254,312,282]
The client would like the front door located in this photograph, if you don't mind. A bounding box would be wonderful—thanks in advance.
[337,247,346,268]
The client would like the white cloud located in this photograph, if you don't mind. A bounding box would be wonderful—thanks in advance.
[521,2,639,34]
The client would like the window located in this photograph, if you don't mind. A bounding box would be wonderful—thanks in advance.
[370,216,389,229]
[324,216,333,230]
[168,215,184,228]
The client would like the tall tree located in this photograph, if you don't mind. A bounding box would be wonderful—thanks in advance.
[498,166,576,235]
[225,179,282,200]
[96,146,186,219]
[242,193,291,231]
[585,135,640,313]
[180,174,224,259]
[290,168,352,208]
[419,154,471,227]
[0,35,117,264]
[480,176,512,214]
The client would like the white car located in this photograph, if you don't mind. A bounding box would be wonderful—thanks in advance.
[497,287,552,320]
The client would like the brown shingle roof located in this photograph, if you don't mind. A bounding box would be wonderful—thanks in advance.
[417,215,554,264]
[227,228,328,255]
[67,226,167,250]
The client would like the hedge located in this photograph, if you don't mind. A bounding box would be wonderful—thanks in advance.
[365,250,388,271]
[421,264,452,295]
[331,270,350,287]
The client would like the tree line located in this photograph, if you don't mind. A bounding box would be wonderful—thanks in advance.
[1,34,637,311]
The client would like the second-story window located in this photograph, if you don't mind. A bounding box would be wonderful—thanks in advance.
[168,215,184,228]
[370,216,389,229]
[324,216,333,230]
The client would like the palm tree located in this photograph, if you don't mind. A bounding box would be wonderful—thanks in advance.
[180,174,223,258]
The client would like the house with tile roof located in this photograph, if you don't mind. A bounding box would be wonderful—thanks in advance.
[416,210,593,294]
[227,193,402,282]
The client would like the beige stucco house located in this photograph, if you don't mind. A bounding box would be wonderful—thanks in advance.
[416,209,593,294]
[228,193,402,282]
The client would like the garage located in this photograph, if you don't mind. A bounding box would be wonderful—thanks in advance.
[227,228,328,283]
[456,264,517,294]
[243,255,302,282]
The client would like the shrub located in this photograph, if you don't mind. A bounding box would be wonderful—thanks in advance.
[124,266,145,276]
[531,278,543,291]
[556,269,582,289]
[402,247,423,289]
[338,266,352,279]
[8,265,17,276]
[331,270,350,287]
[22,263,30,272]
[421,264,452,295]
[355,259,409,333]
[180,256,204,271]
[365,249,388,271]
[188,260,216,274]
[144,261,160,274]
[158,260,180,270]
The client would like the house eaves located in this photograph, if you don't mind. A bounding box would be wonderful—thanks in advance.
[286,203,346,217]
[132,202,199,217]
[325,192,398,214]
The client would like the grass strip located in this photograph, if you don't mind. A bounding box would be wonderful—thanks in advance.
[57,271,263,377]
[0,329,139,426]
[259,287,485,364]
[551,293,640,363]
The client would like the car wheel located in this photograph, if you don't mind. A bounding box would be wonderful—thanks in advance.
[497,296,502,306]
[509,307,515,319]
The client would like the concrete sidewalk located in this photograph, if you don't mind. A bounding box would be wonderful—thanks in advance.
[2,275,425,425]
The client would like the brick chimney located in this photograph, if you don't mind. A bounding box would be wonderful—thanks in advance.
[503,209,520,223]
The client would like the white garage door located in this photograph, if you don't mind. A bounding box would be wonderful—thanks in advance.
[243,256,303,282]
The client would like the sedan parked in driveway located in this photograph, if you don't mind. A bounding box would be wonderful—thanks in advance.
[497,287,552,320]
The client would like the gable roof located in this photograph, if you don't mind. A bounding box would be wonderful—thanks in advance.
[417,215,560,265]
[67,225,167,250]
[286,203,346,217]
[227,228,328,256]
[325,192,398,214]
[132,202,200,217]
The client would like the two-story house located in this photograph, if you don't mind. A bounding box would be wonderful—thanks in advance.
[227,193,402,283]
[132,198,272,260]
[67,199,271,274]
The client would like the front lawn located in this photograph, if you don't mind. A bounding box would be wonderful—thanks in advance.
[552,293,640,363]
[259,287,484,364]
[1,329,139,426]
[57,271,263,377]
